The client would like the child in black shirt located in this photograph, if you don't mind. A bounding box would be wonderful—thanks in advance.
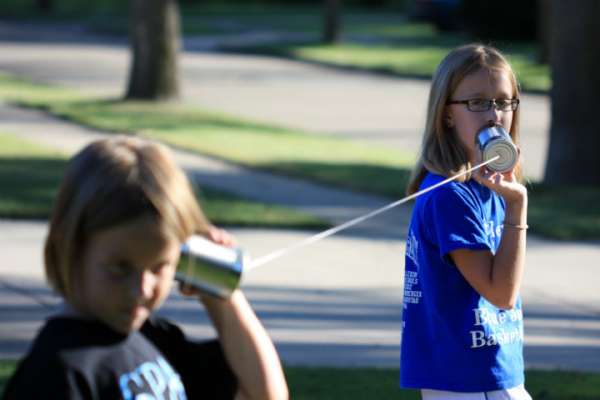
[3,136,288,399]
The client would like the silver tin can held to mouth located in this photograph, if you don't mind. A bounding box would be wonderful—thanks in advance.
[175,235,247,299]
[476,123,518,173]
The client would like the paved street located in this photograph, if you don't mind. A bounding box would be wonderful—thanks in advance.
[0,22,599,372]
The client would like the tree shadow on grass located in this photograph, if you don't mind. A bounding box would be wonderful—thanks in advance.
[0,157,66,219]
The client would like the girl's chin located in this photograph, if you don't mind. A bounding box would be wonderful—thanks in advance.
[110,308,150,334]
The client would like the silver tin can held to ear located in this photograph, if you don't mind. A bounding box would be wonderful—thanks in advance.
[476,123,518,173]
[175,235,246,299]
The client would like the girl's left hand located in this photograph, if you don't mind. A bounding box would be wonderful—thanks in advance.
[178,225,238,299]
[206,225,237,248]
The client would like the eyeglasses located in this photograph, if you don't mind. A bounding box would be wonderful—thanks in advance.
[447,98,520,112]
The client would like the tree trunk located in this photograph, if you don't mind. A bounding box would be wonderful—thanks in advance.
[544,0,600,185]
[536,0,551,64]
[323,0,341,44]
[36,0,54,13]
[126,0,181,100]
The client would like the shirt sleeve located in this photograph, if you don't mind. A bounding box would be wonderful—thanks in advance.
[426,183,492,259]
[142,317,238,399]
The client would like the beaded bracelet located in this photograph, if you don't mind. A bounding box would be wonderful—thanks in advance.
[504,223,529,230]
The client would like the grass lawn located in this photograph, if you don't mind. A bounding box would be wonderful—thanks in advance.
[284,367,600,400]
[1,359,599,399]
[194,12,550,93]
[0,360,16,395]
[250,40,550,93]
[1,73,598,241]
[0,132,327,230]
[527,183,600,241]
[0,73,415,199]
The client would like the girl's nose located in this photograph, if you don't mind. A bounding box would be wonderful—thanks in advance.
[486,107,502,125]
[132,270,157,301]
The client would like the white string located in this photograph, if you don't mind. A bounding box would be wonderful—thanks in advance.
[247,156,499,271]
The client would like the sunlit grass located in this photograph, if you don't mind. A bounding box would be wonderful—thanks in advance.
[1,74,598,240]
[247,40,550,93]
[0,73,414,198]
[0,131,327,229]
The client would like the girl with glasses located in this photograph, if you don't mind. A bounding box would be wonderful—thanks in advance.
[400,44,531,399]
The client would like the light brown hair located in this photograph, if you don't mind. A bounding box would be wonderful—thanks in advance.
[45,136,210,301]
[406,43,522,195]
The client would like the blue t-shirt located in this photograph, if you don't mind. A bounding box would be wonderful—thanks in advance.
[400,172,524,392]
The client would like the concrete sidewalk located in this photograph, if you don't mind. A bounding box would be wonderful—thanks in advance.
[1,103,600,372]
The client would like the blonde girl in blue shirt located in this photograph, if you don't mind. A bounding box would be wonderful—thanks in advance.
[400,44,531,399]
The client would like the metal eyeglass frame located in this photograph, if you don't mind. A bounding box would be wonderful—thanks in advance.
[447,98,520,112]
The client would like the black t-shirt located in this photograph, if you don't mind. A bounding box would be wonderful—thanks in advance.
[2,316,237,399]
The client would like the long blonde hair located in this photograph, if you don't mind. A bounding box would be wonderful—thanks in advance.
[406,43,521,195]
[45,136,210,301]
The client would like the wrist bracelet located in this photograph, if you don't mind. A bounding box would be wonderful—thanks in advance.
[504,222,529,230]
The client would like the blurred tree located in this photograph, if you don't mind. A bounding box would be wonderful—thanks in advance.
[544,0,600,184]
[126,0,181,100]
[461,0,537,41]
[36,0,54,13]
[323,0,341,44]
[536,0,551,63]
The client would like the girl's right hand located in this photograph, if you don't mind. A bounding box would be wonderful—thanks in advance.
[474,167,527,206]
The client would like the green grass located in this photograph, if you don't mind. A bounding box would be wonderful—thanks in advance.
[208,11,550,93]
[1,73,598,241]
[58,100,413,197]
[1,359,599,399]
[0,73,415,199]
[0,132,327,229]
[0,360,16,395]
[199,189,327,230]
[285,367,600,399]
[527,183,600,241]
[240,28,550,93]
[105,8,550,93]
[0,133,65,218]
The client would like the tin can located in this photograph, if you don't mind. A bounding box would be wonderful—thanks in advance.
[476,124,518,173]
[175,235,246,299]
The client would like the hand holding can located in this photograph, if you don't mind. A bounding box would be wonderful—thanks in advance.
[176,235,247,299]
